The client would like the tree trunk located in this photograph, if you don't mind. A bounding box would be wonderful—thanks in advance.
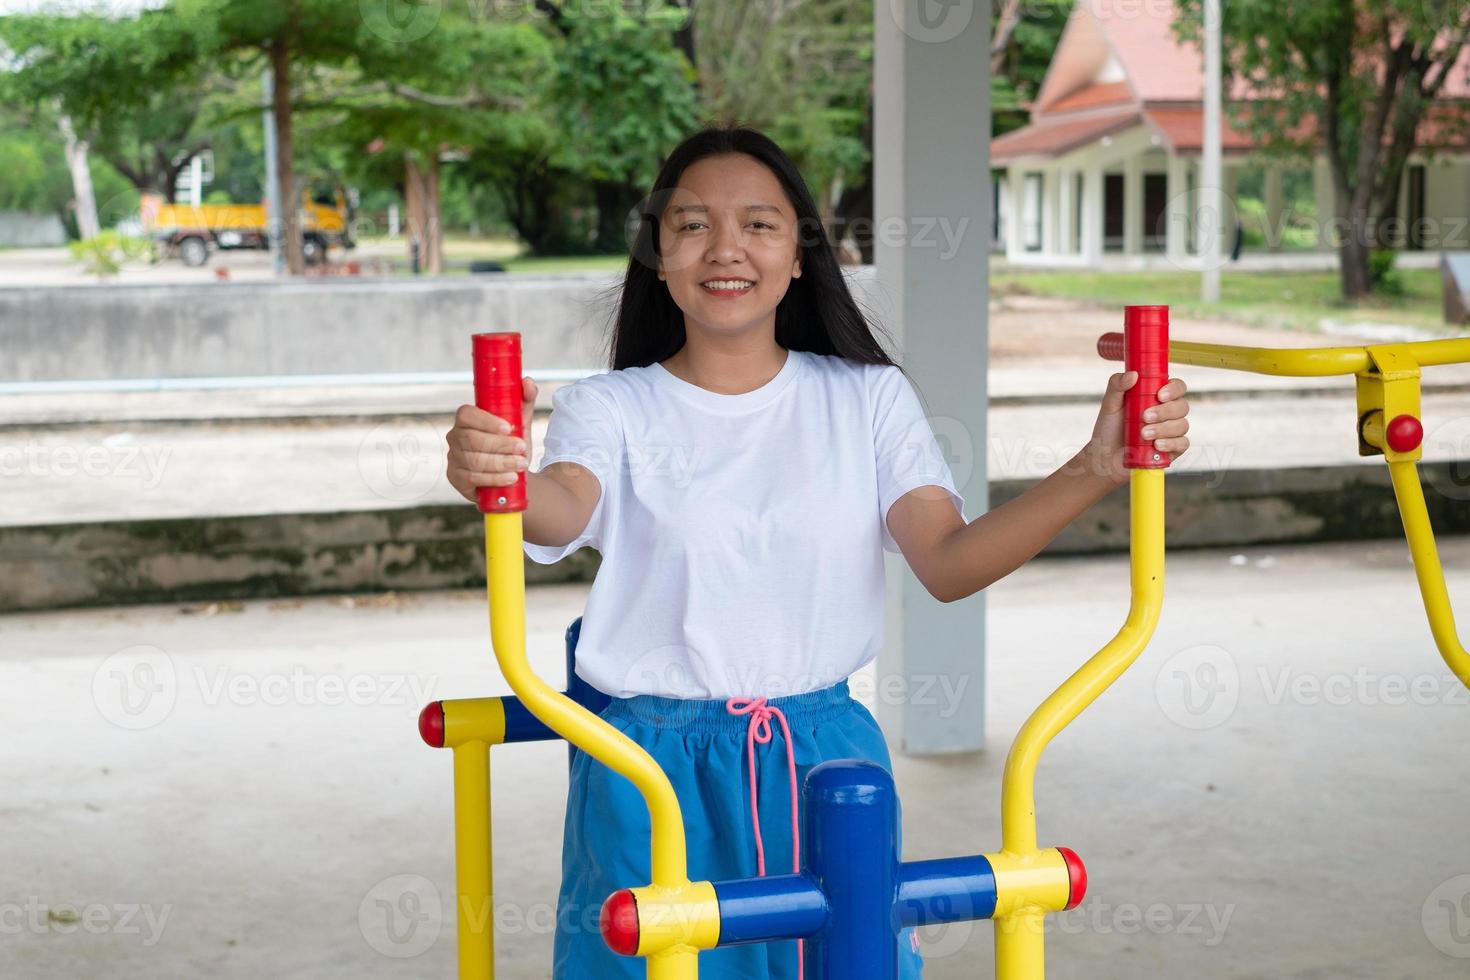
[271,34,305,275]
[404,153,443,275]
[1338,224,1372,300]
[593,179,638,253]
[423,155,442,276]
[58,114,100,240]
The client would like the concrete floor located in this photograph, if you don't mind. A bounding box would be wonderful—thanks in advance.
[4,538,1470,979]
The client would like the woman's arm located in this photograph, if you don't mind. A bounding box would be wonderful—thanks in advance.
[890,372,1190,603]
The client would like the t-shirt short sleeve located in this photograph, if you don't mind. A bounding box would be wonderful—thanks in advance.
[870,365,966,554]
[522,379,621,564]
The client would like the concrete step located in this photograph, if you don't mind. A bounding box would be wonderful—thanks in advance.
[4,390,1470,611]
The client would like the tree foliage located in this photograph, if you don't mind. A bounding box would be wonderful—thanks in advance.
[1176,0,1470,299]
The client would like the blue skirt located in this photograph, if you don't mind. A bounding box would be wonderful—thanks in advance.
[553,679,925,978]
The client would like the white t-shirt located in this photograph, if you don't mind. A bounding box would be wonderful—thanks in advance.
[523,347,967,699]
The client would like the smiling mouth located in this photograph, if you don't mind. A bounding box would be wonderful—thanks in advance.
[700,279,755,294]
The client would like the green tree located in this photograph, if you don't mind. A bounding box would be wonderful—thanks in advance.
[542,2,702,252]
[0,7,212,235]
[1176,0,1470,299]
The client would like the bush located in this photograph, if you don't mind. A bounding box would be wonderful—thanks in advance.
[67,230,157,279]
[1368,248,1405,297]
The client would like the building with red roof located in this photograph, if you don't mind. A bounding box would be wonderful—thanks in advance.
[992,0,1470,267]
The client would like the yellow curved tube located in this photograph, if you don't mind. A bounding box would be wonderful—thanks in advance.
[994,469,1166,980]
[1164,339,1371,376]
[1000,469,1165,855]
[1385,461,1470,691]
[484,513,701,979]
[1149,336,1470,378]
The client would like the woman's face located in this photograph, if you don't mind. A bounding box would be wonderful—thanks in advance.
[656,153,803,342]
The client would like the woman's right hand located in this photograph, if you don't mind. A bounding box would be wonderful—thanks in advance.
[445,376,538,505]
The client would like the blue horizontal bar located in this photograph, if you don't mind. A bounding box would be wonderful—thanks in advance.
[894,855,997,927]
[500,684,612,743]
[714,874,828,946]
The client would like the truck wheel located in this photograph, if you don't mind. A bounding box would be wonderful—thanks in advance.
[303,234,327,266]
[179,237,209,267]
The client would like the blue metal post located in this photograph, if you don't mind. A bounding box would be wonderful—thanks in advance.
[803,760,901,979]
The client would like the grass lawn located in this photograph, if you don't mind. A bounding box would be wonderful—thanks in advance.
[991,266,1454,335]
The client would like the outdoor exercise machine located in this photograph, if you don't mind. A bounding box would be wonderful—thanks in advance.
[416,309,1470,978]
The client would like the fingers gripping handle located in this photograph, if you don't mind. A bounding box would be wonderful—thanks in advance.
[473,332,528,513]
[1098,306,1171,470]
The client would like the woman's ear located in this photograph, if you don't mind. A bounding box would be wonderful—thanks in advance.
[792,260,801,278]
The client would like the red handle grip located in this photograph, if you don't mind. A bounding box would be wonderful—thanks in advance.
[1118,306,1170,469]
[472,332,527,513]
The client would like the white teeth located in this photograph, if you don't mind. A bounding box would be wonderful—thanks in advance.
[703,280,753,290]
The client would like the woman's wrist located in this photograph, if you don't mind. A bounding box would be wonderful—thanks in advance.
[1075,441,1129,491]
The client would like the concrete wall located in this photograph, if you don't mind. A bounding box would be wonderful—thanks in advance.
[0,268,891,383]
[0,211,67,248]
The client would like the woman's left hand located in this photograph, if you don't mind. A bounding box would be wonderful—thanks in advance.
[1083,372,1191,486]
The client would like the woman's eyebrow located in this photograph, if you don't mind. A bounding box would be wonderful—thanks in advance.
[670,204,784,215]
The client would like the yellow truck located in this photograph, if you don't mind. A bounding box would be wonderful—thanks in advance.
[139,189,355,267]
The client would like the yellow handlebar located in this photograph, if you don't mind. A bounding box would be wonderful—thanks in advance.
[484,513,705,978]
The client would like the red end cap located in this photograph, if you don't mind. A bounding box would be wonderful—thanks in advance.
[600,889,640,957]
[418,702,445,748]
[1386,414,1423,453]
[1096,331,1125,362]
[1058,847,1088,910]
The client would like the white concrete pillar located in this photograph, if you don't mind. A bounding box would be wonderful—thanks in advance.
[1166,154,1190,262]
[1058,168,1076,256]
[1042,169,1059,257]
[1006,165,1025,260]
[873,0,989,754]
[1264,165,1284,253]
[1123,154,1143,254]
[1082,165,1104,264]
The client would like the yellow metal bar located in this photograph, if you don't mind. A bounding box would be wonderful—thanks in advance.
[1160,336,1470,378]
[483,513,704,978]
[1385,460,1470,691]
[1164,339,1370,376]
[994,469,1165,980]
[452,740,493,979]
[1406,337,1470,368]
[1000,469,1165,854]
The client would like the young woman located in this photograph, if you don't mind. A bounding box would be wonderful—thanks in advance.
[445,125,1191,978]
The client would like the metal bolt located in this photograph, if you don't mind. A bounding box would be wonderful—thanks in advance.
[497,496,508,506]
[1152,453,1161,462]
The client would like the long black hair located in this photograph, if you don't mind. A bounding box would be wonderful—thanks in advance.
[603,124,900,373]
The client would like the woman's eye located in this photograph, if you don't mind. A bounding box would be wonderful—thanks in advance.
[680,222,706,231]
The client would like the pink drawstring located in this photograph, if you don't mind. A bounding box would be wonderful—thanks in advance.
[726,696,804,979]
